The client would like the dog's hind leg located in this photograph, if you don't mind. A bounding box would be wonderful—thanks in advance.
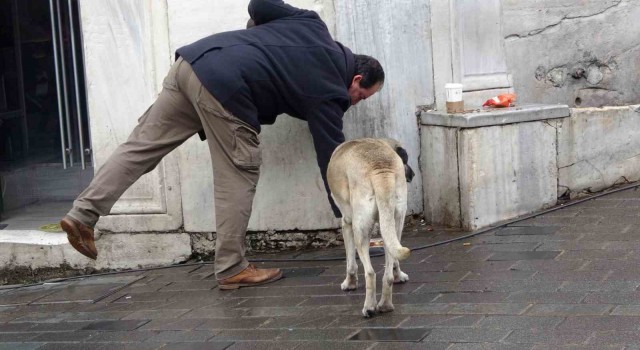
[393,202,410,284]
[377,248,396,313]
[353,211,377,317]
[340,218,358,291]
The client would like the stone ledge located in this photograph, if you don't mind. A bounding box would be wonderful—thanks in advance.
[420,103,570,128]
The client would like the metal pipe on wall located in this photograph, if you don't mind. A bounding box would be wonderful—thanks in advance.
[55,0,74,166]
[49,0,68,169]
[68,0,85,169]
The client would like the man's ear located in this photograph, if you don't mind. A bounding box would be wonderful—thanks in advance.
[351,74,363,87]
[246,19,256,28]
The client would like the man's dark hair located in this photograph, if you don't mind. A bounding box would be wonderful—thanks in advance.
[354,54,385,89]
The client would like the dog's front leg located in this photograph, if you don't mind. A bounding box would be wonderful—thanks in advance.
[377,249,395,313]
[340,219,358,291]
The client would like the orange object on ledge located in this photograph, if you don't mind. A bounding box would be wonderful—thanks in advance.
[483,93,516,108]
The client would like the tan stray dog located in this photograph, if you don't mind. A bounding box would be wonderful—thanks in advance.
[327,138,414,317]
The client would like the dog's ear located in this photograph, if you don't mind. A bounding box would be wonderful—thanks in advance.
[395,146,409,165]
[395,146,414,183]
[405,164,415,183]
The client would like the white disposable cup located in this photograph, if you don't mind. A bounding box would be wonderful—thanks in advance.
[445,83,464,113]
[445,83,463,102]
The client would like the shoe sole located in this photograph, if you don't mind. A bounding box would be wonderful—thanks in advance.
[60,219,98,260]
[218,270,284,290]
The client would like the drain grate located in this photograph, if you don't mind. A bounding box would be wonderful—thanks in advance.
[349,328,431,342]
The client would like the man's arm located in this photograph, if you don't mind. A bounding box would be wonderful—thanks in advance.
[248,0,306,26]
[307,101,346,218]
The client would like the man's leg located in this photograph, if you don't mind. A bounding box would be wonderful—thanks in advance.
[179,62,281,286]
[63,58,202,259]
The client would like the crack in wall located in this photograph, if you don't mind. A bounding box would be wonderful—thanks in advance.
[505,0,623,40]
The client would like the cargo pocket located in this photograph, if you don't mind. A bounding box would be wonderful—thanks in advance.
[232,125,262,170]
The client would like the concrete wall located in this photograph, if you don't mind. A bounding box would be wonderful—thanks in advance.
[503,0,640,108]
[559,106,640,197]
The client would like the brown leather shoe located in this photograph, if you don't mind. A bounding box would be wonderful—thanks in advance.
[218,264,283,290]
[60,217,98,260]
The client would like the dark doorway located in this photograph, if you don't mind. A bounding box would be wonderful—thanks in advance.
[0,0,92,229]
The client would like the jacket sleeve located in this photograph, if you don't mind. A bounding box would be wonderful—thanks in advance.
[248,0,306,25]
[307,101,346,218]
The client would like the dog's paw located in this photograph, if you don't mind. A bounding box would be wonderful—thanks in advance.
[362,306,377,318]
[341,278,358,291]
[377,301,395,313]
[394,271,409,284]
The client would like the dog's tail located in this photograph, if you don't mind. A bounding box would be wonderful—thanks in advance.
[372,173,411,261]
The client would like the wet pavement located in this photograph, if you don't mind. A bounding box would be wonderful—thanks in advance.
[2,187,640,349]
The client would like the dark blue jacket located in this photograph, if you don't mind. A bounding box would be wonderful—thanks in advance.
[176,0,354,217]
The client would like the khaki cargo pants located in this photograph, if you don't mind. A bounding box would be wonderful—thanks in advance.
[67,58,260,280]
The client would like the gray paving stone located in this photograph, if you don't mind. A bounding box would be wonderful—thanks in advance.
[610,305,640,316]
[0,322,38,332]
[259,315,338,329]
[530,270,610,282]
[447,344,530,350]
[401,271,468,282]
[212,329,282,341]
[239,307,307,317]
[559,281,640,292]
[557,250,633,260]
[81,320,151,331]
[144,330,218,343]
[448,303,530,315]
[393,303,453,315]
[277,329,356,341]
[478,316,564,329]
[0,332,40,342]
[290,341,373,350]
[373,343,450,350]
[195,317,271,330]
[488,251,560,261]
[0,344,44,350]
[97,343,163,350]
[470,242,542,252]
[329,314,409,328]
[506,292,586,304]
[504,329,591,344]
[83,330,159,342]
[349,328,430,341]
[122,309,191,320]
[532,345,623,350]
[525,304,612,316]
[234,296,308,308]
[423,328,509,342]
[462,271,535,281]
[588,331,640,346]
[139,319,207,331]
[433,292,510,303]
[583,292,640,304]
[558,316,640,331]
[445,261,515,272]
[25,321,94,332]
[37,344,91,350]
[160,342,234,350]
[160,281,218,292]
[401,315,483,328]
[225,341,301,350]
[179,308,248,319]
[496,226,562,236]
[30,330,98,342]
[509,260,587,271]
